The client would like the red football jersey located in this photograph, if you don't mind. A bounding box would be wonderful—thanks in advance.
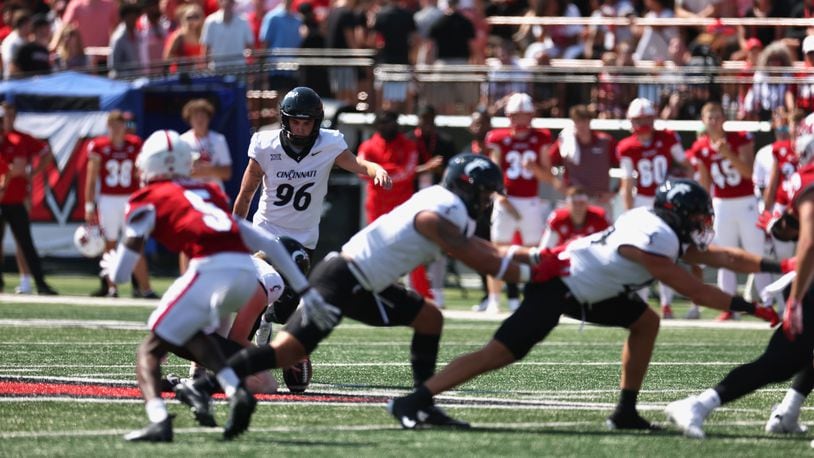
[88,134,142,195]
[771,139,798,180]
[126,179,249,259]
[687,132,754,198]
[486,128,552,197]
[0,131,50,205]
[547,205,609,245]
[779,163,814,217]
[615,130,683,197]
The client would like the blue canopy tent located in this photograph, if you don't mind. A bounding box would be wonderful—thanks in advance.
[0,71,251,257]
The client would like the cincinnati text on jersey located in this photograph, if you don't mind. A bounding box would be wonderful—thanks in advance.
[276,169,318,179]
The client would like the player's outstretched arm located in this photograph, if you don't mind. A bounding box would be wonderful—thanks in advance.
[334,149,392,189]
[414,210,529,284]
[620,245,736,311]
[102,207,154,284]
[232,158,264,219]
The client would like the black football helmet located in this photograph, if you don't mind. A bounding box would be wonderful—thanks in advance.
[653,179,715,250]
[280,87,323,151]
[442,153,505,219]
[268,236,311,324]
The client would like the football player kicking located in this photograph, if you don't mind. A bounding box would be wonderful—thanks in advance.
[388,179,785,431]
[665,135,814,440]
[176,154,570,438]
[104,130,334,442]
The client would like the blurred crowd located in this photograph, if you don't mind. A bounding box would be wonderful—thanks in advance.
[1,0,814,117]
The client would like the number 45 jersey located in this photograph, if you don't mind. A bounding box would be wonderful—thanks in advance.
[249,128,347,235]
[561,207,682,304]
[126,179,249,259]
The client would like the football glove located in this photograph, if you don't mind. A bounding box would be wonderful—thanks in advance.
[531,247,570,283]
[99,249,117,282]
[780,257,796,274]
[756,209,779,234]
[783,298,803,341]
[299,288,340,331]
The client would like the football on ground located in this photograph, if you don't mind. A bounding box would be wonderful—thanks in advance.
[283,356,312,393]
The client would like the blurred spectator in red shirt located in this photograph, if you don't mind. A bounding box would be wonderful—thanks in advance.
[539,186,610,249]
[62,0,119,50]
[358,111,419,223]
[164,3,205,72]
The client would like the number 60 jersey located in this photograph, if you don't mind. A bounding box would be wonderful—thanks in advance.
[248,128,347,247]
[561,207,682,304]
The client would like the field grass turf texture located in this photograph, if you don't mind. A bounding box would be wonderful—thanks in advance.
[0,275,811,456]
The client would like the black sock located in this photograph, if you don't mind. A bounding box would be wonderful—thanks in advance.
[227,345,278,379]
[616,389,638,413]
[791,366,814,396]
[410,333,440,387]
[507,283,519,299]
[405,384,433,406]
[192,372,220,394]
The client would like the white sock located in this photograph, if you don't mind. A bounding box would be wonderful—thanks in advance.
[779,389,805,417]
[19,275,31,289]
[696,388,721,415]
[689,304,700,311]
[216,368,240,398]
[145,398,168,423]
[487,293,500,305]
[430,288,444,307]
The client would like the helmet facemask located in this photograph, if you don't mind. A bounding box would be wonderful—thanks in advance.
[688,213,715,251]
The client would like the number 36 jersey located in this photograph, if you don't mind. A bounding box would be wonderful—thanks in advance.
[561,207,682,304]
[249,128,347,233]
[486,128,552,197]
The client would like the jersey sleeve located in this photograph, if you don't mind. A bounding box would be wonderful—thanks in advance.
[247,132,269,171]
[124,189,157,237]
[626,222,680,259]
[211,132,232,166]
[548,139,563,167]
[617,144,635,178]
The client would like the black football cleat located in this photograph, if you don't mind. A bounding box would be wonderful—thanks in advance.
[387,396,422,429]
[174,381,217,427]
[418,405,470,429]
[36,284,58,296]
[223,386,257,440]
[606,410,662,431]
[124,416,173,442]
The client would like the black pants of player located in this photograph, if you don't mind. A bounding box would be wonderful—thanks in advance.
[495,280,649,360]
[0,204,47,291]
[714,288,814,404]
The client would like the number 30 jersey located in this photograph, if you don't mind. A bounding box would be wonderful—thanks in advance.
[616,130,684,197]
[87,134,142,195]
[561,207,682,304]
[126,179,249,259]
[249,128,347,232]
[486,128,552,197]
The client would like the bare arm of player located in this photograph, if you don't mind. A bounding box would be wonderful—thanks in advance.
[620,177,634,210]
[102,207,154,284]
[84,154,101,224]
[681,244,764,272]
[31,147,53,176]
[232,158,264,219]
[192,162,232,181]
[790,194,814,303]
[763,161,782,210]
[227,285,268,347]
[717,137,754,179]
[334,149,392,189]
[414,210,526,283]
[619,245,734,311]
[697,161,712,193]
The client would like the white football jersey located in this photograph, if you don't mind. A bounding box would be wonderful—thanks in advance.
[342,185,475,293]
[561,207,682,304]
[249,128,348,238]
[252,256,285,306]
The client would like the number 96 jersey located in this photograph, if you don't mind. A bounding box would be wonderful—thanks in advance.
[87,134,142,195]
[249,128,347,245]
[126,179,249,259]
[561,207,681,304]
[486,128,552,197]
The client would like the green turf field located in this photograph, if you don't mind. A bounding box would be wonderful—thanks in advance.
[0,275,811,457]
